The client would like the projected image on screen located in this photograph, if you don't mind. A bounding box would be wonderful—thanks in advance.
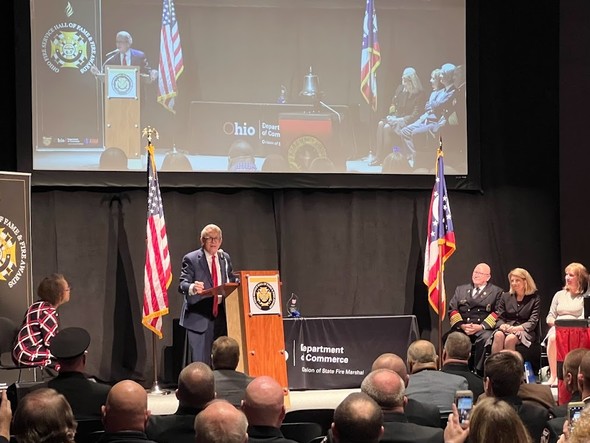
[31,0,466,176]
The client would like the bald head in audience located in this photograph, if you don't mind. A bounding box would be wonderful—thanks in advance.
[241,375,286,428]
[177,362,215,409]
[102,380,150,433]
[195,399,248,443]
[332,392,384,443]
[361,369,406,412]
[371,353,409,384]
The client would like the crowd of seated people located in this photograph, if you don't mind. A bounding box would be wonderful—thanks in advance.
[5,264,590,443]
[5,340,590,443]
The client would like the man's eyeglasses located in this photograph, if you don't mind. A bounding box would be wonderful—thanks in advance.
[204,236,221,243]
[473,271,489,277]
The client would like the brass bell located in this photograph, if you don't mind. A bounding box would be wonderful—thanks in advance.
[300,66,319,97]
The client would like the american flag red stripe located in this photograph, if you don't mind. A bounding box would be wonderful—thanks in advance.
[423,146,456,318]
[360,0,381,112]
[142,145,171,338]
[158,0,184,113]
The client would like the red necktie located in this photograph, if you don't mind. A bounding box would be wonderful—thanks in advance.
[212,255,219,317]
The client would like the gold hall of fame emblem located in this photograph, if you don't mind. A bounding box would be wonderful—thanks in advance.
[287,135,328,171]
[0,225,20,285]
[252,282,277,311]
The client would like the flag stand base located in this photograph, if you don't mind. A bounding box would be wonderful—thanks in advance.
[147,380,171,395]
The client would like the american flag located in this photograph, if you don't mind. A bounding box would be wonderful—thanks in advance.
[142,145,172,338]
[157,0,184,113]
[360,0,381,112]
[423,146,456,318]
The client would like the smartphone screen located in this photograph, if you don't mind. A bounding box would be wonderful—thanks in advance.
[568,402,585,430]
[455,390,474,425]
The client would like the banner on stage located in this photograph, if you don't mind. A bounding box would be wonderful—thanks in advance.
[0,172,33,324]
[247,274,281,315]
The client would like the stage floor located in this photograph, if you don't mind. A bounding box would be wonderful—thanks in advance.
[147,387,359,415]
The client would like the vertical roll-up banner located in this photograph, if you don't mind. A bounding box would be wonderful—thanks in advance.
[0,172,33,325]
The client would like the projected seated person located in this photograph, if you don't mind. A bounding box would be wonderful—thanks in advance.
[91,30,157,82]
[370,67,425,166]
[400,63,457,168]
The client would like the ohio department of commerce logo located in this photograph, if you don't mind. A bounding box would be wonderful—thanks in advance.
[110,73,134,95]
[252,282,276,311]
[0,216,27,288]
[41,22,97,74]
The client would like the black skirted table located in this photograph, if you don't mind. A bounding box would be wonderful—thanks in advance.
[283,315,419,390]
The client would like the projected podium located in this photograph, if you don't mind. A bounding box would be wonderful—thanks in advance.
[103,66,141,159]
[208,270,288,391]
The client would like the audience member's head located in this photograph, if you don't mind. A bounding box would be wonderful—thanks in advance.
[309,157,336,172]
[332,392,384,443]
[228,139,257,172]
[241,375,286,428]
[370,353,409,385]
[101,380,150,433]
[12,388,77,443]
[484,352,523,398]
[468,397,532,443]
[161,151,193,171]
[564,348,589,395]
[49,327,91,372]
[261,154,289,172]
[211,336,241,370]
[381,149,414,174]
[569,405,590,443]
[443,331,472,362]
[99,147,128,170]
[360,369,405,412]
[38,273,70,307]
[195,399,248,443]
[577,351,590,396]
[176,362,215,410]
[407,339,438,373]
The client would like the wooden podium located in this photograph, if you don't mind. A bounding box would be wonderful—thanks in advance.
[104,65,141,159]
[208,270,289,396]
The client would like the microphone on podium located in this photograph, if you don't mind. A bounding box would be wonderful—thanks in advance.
[105,48,119,57]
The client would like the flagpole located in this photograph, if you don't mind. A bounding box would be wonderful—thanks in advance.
[437,243,444,367]
[143,126,171,396]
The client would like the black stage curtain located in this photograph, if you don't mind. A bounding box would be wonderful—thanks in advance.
[29,186,560,384]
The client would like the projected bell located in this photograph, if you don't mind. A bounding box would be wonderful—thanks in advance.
[300,66,319,97]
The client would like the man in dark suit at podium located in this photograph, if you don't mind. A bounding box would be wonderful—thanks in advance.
[179,223,238,365]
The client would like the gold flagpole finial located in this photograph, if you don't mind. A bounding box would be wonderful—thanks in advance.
[142,126,160,146]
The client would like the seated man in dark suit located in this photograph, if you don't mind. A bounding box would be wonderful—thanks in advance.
[47,327,111,420]
[484,352,551,443]
[441,331,484,400]
[405,340,468,415]
[371,353,441,428]
[146,362,215,443]
[211,336,253,407]
[241,376,297,443]
[361,368,443,443]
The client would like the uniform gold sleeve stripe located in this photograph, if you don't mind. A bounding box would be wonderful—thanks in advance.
[450,311,463,327]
